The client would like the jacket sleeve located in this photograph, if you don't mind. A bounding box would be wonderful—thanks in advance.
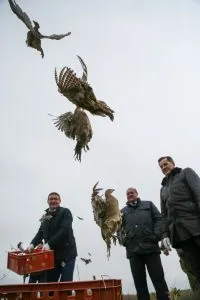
[160,189,169,238]
[48,208,73,248]
[183,167,200,211]
[150,202,163,240]
[31,224,44,247]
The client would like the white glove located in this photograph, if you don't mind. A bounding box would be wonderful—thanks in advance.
[42,243,50,251]
[162,237,171,252]
[27,244,34,252]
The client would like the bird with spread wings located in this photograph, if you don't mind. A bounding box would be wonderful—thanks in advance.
[55,56,114,121]
[91,182,122,257]
[8,0,71,58]
[80,257,92,265]
[50,107,93,162]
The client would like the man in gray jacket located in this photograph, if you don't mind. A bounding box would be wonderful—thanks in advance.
[158,156,200,284]
[119,187,169,300]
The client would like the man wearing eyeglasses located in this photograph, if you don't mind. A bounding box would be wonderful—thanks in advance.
[119,188,169,300]
[27,192,77,283]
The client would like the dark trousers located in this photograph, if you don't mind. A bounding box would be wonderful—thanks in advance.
[47,257,76,282]
[129,253,169,300]
[47,258,76,296]
[29,271,46,283]
[180,236,200,282]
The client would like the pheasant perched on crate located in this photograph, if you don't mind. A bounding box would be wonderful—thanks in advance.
[8,0,71,58]
[55,56,114,121]
[91,182,122,257]
[49,107,93,162]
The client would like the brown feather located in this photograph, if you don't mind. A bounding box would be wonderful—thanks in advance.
[8,0,71,58]
[50,108,93,162]
[91,182,122,258]
[55,56,114,120]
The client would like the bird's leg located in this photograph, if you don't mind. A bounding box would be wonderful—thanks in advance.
[39,48,44,59]
[111,235,118,245]
[74,142,83,162]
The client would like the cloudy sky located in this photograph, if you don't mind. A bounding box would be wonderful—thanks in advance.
[1,0,200,294]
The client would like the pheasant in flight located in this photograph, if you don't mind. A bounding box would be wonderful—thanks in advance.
[50,107,93,162]
[55,56,114,121]
[8,0,71,58]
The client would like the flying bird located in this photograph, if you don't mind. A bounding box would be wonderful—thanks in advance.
[77,216,84,220]
[91,182,122,257]
[81,257,92,265]
[88,252,92,256]
[55,55,115,121]
[50,107,93,162]
[8,0,71,58]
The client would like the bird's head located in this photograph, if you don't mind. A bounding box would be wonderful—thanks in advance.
[105,189,115,197]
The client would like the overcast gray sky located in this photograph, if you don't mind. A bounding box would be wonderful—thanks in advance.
[1,0,200,294]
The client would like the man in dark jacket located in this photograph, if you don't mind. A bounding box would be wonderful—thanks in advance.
[158,156,200,284]
[119,187,169,300]
[27,192,77,283]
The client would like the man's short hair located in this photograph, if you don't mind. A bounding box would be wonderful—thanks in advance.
[48,192,61,200]
[158,156,175,165]
[126,187,138,194]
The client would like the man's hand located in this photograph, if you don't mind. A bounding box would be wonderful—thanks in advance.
[35,243,43,249]
[42,243,50,251]
[162,237,172,252]
[27,244,34,252]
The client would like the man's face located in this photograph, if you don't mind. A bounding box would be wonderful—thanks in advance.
[47,194,61,209]
[159,158,175,176]
[126,188,138,202]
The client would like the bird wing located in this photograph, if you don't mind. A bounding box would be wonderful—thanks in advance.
[55,67,83,94]
[105,193,120,219]
[77,55,88,82]
[91,182,107,227]
[8,0,35,31]
[50,112,74,139]
[55,56,98,109]
[105,192,122,235]
[42,32,71,40]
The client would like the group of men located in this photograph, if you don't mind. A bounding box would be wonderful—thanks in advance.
[119,156,200,300]
[26,155,200,300]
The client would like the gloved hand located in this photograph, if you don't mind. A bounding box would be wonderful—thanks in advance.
[35,243,43,249]
[27,244,34,252]
[42,243,50,251]
[162,237,171,252]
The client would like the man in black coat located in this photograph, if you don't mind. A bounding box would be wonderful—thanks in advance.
[158,156,200,285]
[119,187,169,300]
[27,192,77,283]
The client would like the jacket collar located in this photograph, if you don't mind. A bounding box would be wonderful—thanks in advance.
[161,167,182,186]
[45,206,60,215]
[126,198,141,207]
